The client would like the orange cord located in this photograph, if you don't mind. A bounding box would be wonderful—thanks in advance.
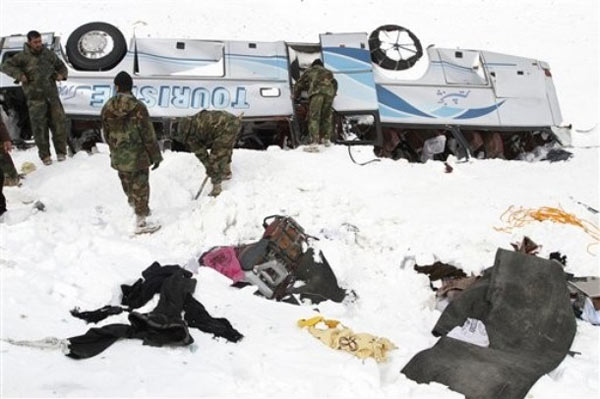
[494,205,599,254]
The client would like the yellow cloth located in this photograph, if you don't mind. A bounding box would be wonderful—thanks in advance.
[298,315,340,328]
[20,161,36,175]
[297,316,397,362]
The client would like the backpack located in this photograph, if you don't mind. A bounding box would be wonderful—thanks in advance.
[238,215,312,299]
[261,215,309,266]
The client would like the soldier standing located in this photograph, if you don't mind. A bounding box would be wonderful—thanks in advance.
[293,59,337,151]
[101,71,163,234]
[173,110,240,197]
[0,30,69,165]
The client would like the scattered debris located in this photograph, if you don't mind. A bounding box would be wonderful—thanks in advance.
[33,200,45,212]
[569,196,599,215]
[446,318,489,348]
[200,215,348,304]
[510,236,540,255]
[543,148,573,162]
[403,249,576,399]
[3,337,70,354]
[549,251,568,266]
[414,261,476,309]
[568,276,600,325]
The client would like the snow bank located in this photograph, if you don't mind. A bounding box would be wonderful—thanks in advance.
[1,141,598,397]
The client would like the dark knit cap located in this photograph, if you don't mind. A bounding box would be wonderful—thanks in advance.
[114,71,133,91]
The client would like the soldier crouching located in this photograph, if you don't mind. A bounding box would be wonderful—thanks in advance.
[173,110,241,197]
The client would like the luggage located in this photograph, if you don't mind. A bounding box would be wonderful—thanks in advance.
[238,215,310,299]
[261,215,309,266]
[201,215,347,303]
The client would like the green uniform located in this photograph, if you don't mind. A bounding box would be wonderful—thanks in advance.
[101,93,162,217]
[174,110,240,185]
[293,64,337,143]
[1,119,15,213]
[1,43,68,160]
[0,150,18,181]
[0,119,18,181]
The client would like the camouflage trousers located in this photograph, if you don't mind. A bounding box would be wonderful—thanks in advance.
[27,97,67,160]
[0,148,18,179]
[204,121,239,185]
[117,168,150,217]
[308,94,334,144]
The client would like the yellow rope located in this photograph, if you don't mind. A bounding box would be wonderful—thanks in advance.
[494,205,599,254]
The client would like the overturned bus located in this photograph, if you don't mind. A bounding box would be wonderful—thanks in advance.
[0,22,571,161]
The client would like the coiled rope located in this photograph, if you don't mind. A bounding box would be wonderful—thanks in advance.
[494,205,599,255]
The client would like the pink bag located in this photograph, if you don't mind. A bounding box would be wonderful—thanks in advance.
[200,246,245,282]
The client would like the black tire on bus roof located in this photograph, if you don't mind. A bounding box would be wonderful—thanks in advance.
[66,22,127,71]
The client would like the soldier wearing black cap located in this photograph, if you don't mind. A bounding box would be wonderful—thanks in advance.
[101,71,163,234]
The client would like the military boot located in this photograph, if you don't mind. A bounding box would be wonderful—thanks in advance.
[3,176,21,187]
[303,143,320,153]
[57,154,66,162]
[135,215,161,234]
[42,157,52,166]
[209,183,222,197]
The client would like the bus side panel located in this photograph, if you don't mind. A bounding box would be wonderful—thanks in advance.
[483,51,555,127]
[57,78,291,118]
[320,33,379,112]
[376,84,501,126]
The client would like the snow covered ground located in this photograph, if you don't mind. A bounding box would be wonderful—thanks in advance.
[1,0,599,397]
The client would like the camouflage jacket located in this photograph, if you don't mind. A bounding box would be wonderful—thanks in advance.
[101,93,162,172]
[0,43,68,101]
[293,64,336,99]
[175,110,240,164]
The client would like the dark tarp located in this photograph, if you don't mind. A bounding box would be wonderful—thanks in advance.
[402,249,576,399]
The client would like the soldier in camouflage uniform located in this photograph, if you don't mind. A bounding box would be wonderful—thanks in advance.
[0,30,68,165]
[101,72,163,234]
[293,59,337,150]
[173,110,241,197]
[1,119,14,216]
[0,118,20,187]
